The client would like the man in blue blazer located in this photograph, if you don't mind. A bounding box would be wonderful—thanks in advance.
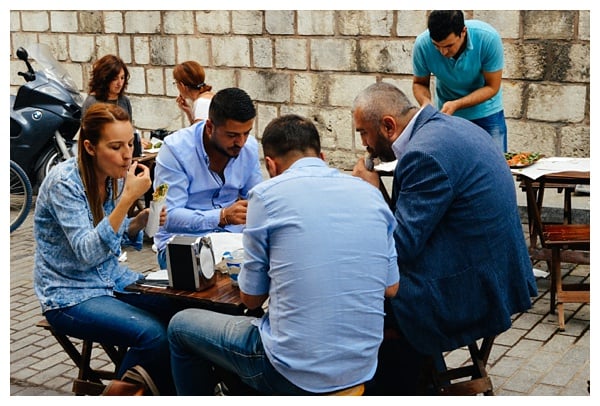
[352,82,537,394]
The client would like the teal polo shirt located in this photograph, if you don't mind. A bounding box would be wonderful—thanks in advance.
[413,19,504,120]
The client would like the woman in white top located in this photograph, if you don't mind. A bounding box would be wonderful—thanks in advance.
[173,61,214,125]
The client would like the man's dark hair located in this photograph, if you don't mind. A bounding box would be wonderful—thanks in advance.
[428,10,465,42]
[209,87,256,126]
[261,114,321,158]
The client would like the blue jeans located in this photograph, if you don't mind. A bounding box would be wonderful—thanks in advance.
[157,248,167,270]
[471,110,507,153]
[168,308,313,395]
[44,293,182,395]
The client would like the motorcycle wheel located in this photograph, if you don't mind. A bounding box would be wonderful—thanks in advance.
[36,148,62,188]
[10,160,33,233]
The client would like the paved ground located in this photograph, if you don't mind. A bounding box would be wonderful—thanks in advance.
[9,186,591,397]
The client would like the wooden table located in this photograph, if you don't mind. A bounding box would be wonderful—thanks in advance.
[125,272,247,315]
[517,170,590,263]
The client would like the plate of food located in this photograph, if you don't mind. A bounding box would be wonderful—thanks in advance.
[505,152,544,168]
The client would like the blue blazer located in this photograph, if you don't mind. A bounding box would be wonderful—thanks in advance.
[389,105,537,355]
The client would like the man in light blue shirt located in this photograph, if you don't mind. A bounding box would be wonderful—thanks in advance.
[153,88,263,269]
[412,10,507,152]
[168,114,399,395]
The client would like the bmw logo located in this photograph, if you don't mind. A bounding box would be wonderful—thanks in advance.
[32,110,42,120]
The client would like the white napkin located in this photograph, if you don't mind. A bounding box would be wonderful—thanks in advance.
[145,200,165,238]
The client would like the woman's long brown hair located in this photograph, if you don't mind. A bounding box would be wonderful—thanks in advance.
[78,103,130,226]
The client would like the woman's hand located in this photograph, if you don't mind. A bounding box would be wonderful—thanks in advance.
[128,208,149,236]
[176,95,193,123]
[123,162,152,206]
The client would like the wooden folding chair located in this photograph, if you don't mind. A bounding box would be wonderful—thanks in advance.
[37,318,127,395]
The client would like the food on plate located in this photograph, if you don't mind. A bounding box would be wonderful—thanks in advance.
[152,141,162,149]
[504,152,542,167]
[152,183,168,201]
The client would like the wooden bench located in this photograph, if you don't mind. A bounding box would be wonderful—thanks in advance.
[36,318,127,395]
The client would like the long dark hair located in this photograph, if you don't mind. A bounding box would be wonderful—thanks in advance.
[88,54,130,101]
[78,103,130,225]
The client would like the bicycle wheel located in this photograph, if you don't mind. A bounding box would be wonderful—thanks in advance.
[10,160,33,233]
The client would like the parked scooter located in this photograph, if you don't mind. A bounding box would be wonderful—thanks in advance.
[10,43,82,191]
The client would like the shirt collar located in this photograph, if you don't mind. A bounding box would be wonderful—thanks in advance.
[392,107,424,160]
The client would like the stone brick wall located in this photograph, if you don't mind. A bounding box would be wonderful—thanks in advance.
[10,10,590,169]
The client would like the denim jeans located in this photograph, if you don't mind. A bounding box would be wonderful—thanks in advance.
[157,248,167,270]
[470,110,507,153]
[168,308,313,395]
[44,293,181,395]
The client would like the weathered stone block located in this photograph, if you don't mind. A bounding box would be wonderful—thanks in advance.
[21,11,48,32]
[146,68,165,96]
[104,12,123,34]
[310,39,357,71]
[252,38,273,68]
[292,73,330,106]
[523,11,576,40]
[212,37,250,67]
[127,66,146,95]
[95,36,118,60]
[566,44,590,83]
[50,12,78,33]
[133,37,151,65]
[502,81,525,119]
[196,10,230,34]
[559,126,590,157]
[124,11,161,34]
[578,11,590,41]
[339,10,393,36]
[78,11,102,34]
[239,71,290,103]
[507,120,557,156]
[298,10,334,35]
[358,39,413,74]
[176,37,211,66]
[275,38,307,70]
[256,104,279,143]
[232,10,262,35]
[130,96,181,130]
[527,83,586,123]
[37,34,69,61]
[10,11,20,31]
[164,11,194,35]
[265,10,294,35]
[150,36,176,66]
[396,10,428,37]
[68,35,95,63]
[118,36,132,63]
[474,10,520,39]
[204,68,237,93]
[329,74,376,107]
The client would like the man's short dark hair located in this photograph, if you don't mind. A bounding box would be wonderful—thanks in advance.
[261,114,321,158]
[428,10,465,42]
[209,87,256,126]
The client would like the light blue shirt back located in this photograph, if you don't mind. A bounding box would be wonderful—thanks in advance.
[413,20,504,120]
[239,158,399,393]
[153,122,263,251]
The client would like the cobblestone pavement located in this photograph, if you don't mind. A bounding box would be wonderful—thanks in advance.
[9,197,590,397]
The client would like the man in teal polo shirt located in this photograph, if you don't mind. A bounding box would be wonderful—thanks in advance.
[412,10,507,152]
